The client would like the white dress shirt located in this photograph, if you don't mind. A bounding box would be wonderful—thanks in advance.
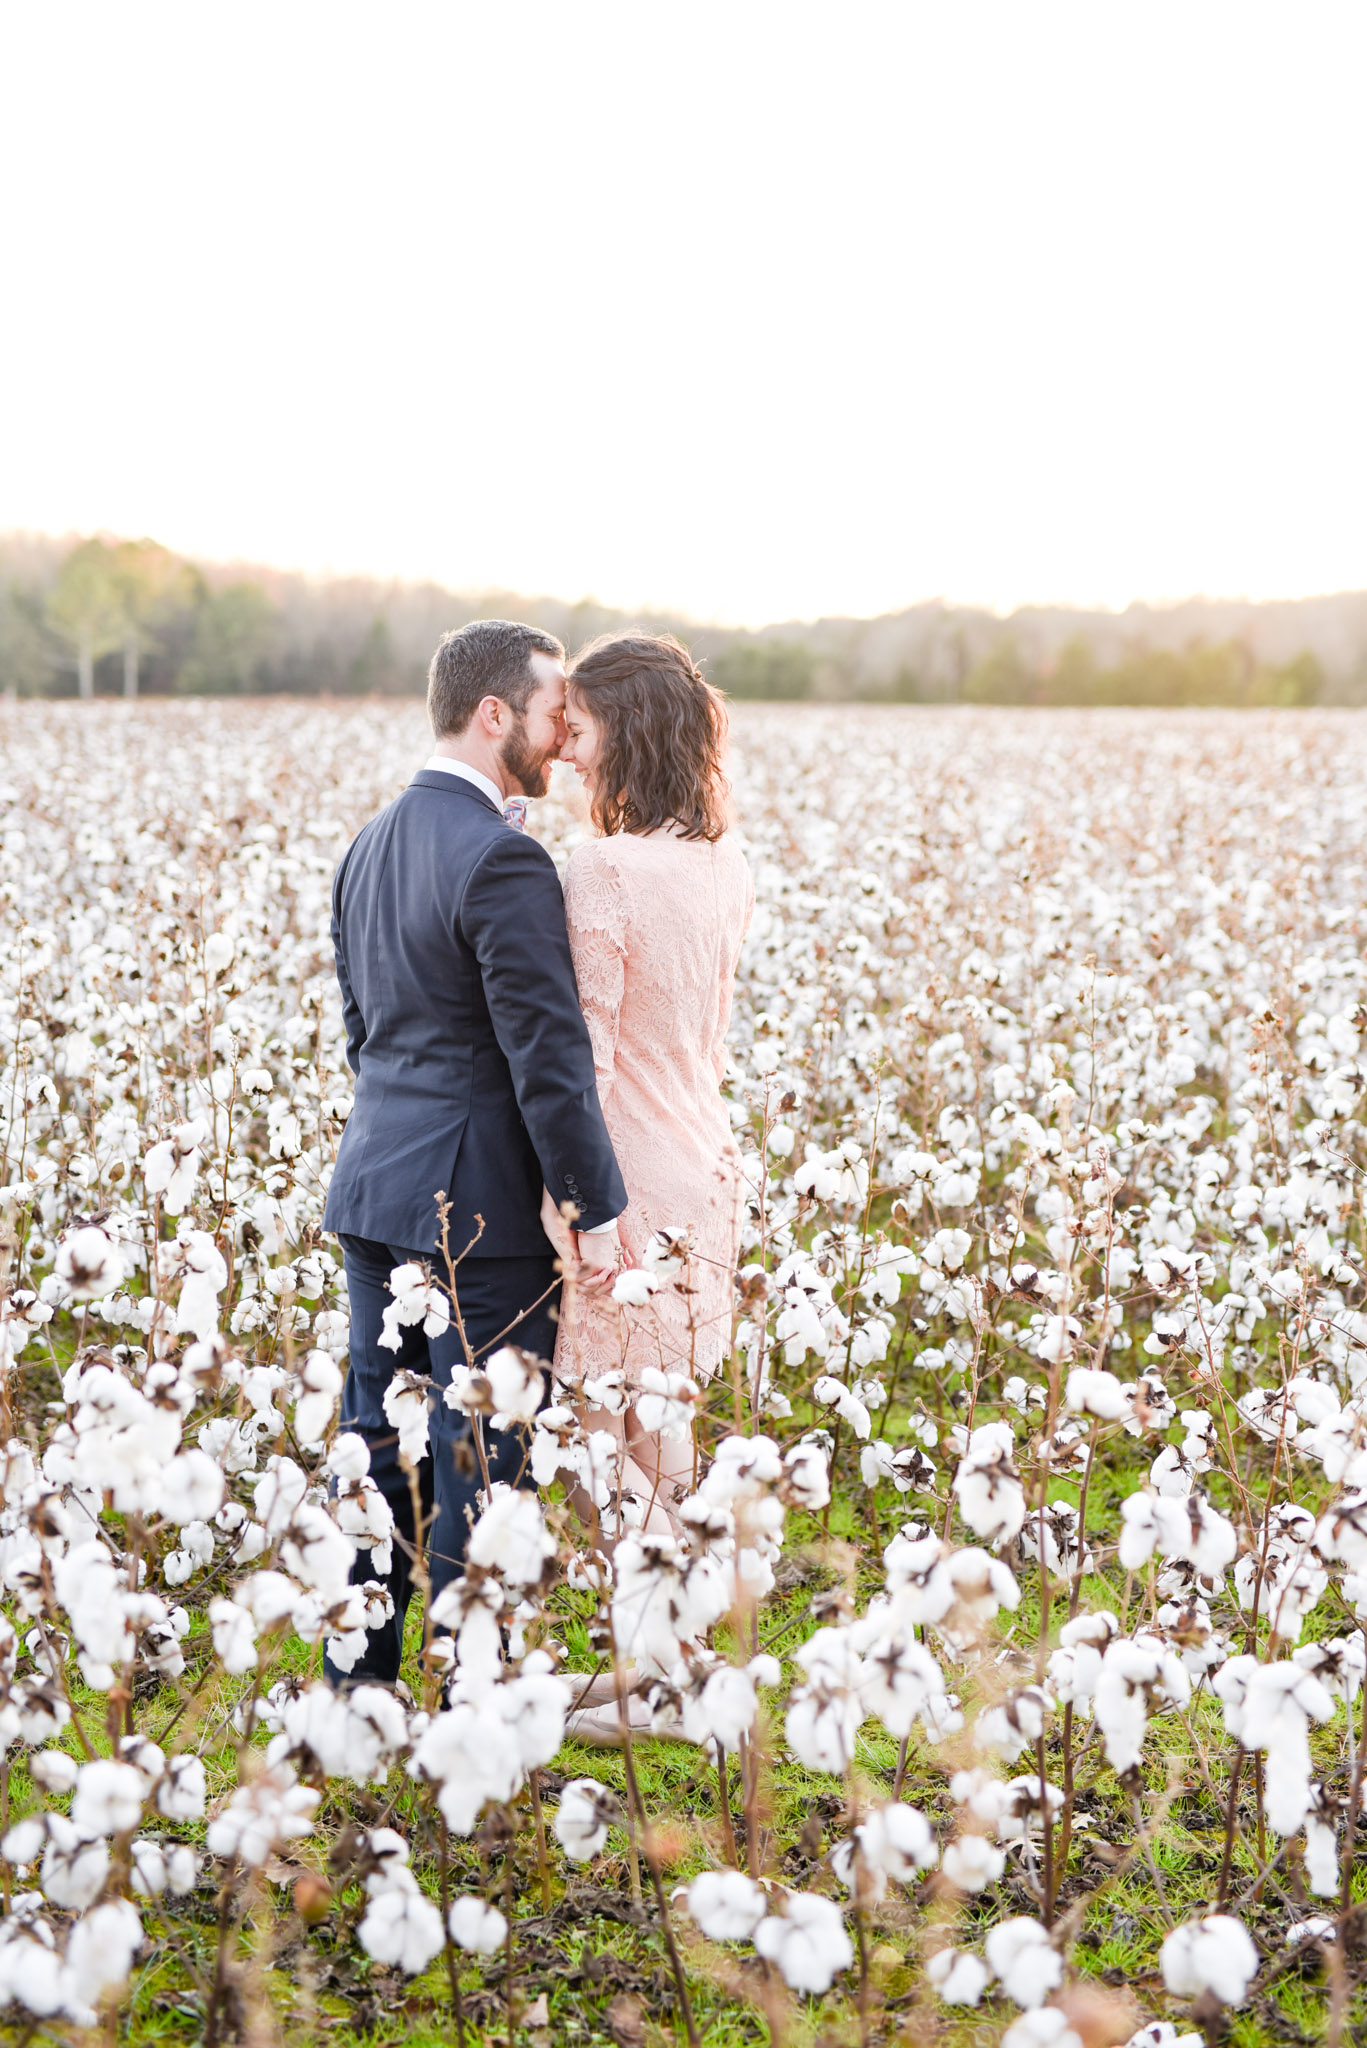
[422,754,504,810]
[419,753,621,1243]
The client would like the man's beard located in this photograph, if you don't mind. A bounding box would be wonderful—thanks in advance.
[498,712,555,798]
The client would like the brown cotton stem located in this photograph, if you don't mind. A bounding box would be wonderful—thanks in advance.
[1217,1748,1244,1909]
[618,1679,699,2048]
[1338,1644,1367,1919]
[528,1770,553,1913]
[438,1815,466,2048]
[1054,1700,1075,1894]
[739,1728,762,1878]
[1038,1733,1055,1926]
[855,1899,871,2048]
[716,1743,740,1869]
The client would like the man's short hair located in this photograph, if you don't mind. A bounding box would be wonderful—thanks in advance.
[427,619,565,737]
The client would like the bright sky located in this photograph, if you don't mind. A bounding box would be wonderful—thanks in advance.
[2,3,1364,625]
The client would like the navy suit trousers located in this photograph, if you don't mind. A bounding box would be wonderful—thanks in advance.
[325,1235,558,1686]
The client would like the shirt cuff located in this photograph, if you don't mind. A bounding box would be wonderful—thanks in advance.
[579,1215,621,1241]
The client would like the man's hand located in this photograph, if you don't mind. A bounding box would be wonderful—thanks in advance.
[540,1186,577,1263]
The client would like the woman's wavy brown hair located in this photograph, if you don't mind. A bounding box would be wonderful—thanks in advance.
[567,633,730,842]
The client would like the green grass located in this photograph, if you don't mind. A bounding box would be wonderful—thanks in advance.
[11,1318,1367,2043]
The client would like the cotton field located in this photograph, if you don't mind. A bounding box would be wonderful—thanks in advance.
[1,698,1366,2047]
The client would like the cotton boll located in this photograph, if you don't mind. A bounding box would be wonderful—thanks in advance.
[467,1484,556,1588]
[612,1268,660,1307]
[938,1546,1021,1644]
[204,1766,319,1867]
[1,1818,45,1865]
[682,1663,759,1750]
[64,1892,142,2007]
[0,1928,69,2019]
[142,1122,204,1214]
[833,1801,938,1896]
[325,1431,372,1482]
[927,1947,991,2005]
[1065,1367,1128,1420]
[54,1226,124,1298]
[41,1822,110,1909]
[687,1869,767,1942]
[156,1753,207,1823]
[165,1844,200,1894]
[483,1346,544,1425]
[1094,1637,1190,1775]
[381,1371,432,1464]
[293,1350,343,1443]
[358,1888,445,1974]
[812,1374,872,1440]
[753,1893,853,1994]
[163,1227,229,1340]
[781,1438,831,1510]
[1284,1916,1336,1949]
[209,1598,258,1677]
[28,1750,78,1794]
[130,1838,170,1896]
[942,1834,1006,1890]
[448,1896,507,1954]
[71,1758,145,1838]
[379,1264,450,1350]
[1038,1316,1081,1366]
[952,1425,1026,1546]
[1002,2010,1084,2048]
[984,1919,1062,2008]
[634,1368,700,1439]
[554,1779,622,1861]
[976,1685,1053,1763]
[854,1627,950,1740]
[1160,1914,1258,2005]
[1304,1814,1339,1896]
[1125,2025,1206,2048]
[158,1449,226,1525]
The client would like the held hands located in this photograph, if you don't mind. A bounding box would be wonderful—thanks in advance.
[539,1187,621,1294]
[575,1227,620,1293]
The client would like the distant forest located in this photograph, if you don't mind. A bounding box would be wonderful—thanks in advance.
[4,531,1367,706]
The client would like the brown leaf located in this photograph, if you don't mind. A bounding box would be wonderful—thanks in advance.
[606,1991,646,2048]
[1056,1981,1142,2048]
[521,1992,550,2027]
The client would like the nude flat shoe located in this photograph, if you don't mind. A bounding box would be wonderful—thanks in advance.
[564,1698,692,1747]
[567,1668,647,1710]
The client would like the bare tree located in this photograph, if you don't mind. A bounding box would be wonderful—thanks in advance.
[46,538,126,698]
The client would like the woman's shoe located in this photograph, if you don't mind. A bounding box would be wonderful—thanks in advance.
[564,1697,691,1747]
[566,1667,646,1710]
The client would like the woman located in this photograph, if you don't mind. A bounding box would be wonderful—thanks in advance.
[550,633,753,1548]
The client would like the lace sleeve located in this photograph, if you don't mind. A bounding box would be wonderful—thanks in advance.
[564,844,627,1109]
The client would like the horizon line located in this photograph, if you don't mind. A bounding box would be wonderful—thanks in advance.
[3,525,1365,635]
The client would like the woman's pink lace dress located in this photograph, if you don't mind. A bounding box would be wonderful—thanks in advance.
[554,826,754,1388]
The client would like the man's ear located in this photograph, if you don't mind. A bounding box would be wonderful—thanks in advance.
[476,694,506,736]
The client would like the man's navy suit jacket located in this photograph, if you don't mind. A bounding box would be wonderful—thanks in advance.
[323,769,627,1257]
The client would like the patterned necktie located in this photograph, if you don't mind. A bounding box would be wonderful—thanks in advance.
[503,797,528,832]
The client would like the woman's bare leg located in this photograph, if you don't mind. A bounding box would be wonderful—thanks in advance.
[624,1410,696,1535]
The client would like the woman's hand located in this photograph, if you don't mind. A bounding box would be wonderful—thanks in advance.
[576,1227,621,1293]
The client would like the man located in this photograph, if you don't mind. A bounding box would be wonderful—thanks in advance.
[322,618,627,1684]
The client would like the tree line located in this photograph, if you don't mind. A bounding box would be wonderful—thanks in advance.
[0,532,1355,704]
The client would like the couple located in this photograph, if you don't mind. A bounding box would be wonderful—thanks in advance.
[322,619,752,1705]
